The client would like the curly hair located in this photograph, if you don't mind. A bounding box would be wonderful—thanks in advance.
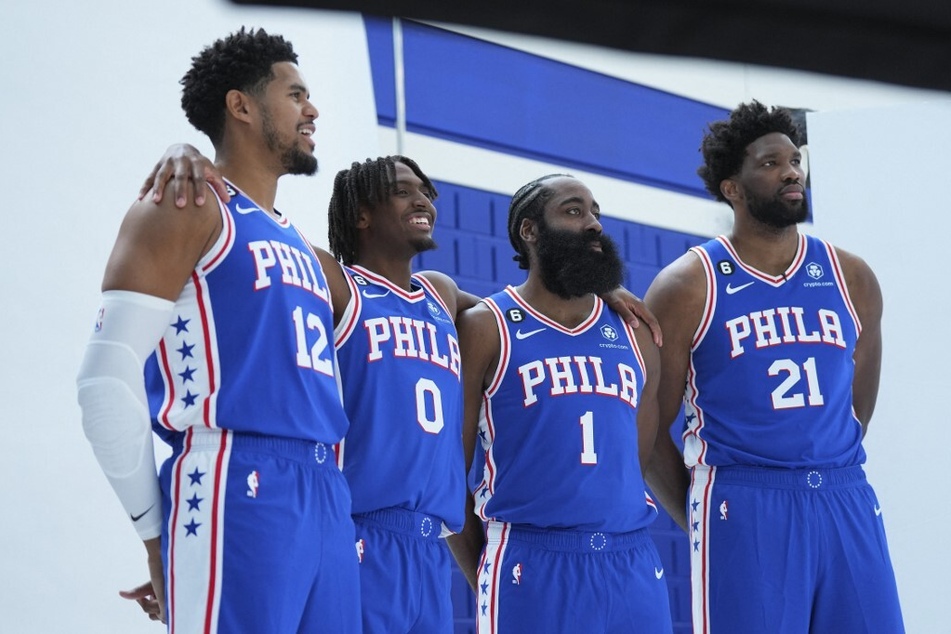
[507,174,572,270]
[328,156,437,266]
[697,101,803,203]
[180,27,298,147]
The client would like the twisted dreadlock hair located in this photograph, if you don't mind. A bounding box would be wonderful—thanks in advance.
[698,100,803,204]
[328,155,437,265]
[180,27,298,148]
[507,174,573,270]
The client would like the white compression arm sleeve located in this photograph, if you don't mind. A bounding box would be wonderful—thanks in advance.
[76,290,175,540]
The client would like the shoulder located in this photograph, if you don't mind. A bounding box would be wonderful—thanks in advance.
[417,269,481,318]
[645,249,706,310]
[310,246,351,320]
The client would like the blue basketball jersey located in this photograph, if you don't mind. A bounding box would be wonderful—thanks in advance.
[475,286,656,532]
[144,181,349,444]
[684,234,866,468]
[334,265,464,532]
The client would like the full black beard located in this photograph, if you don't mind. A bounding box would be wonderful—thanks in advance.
[535,222,624,298]
[746,189,809,229]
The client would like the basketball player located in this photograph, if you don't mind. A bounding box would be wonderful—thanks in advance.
[644,101,904,632]
[448,174,673,633]
[75,29,361,632]
[327,156,469,633]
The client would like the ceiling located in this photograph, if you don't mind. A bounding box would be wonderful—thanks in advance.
[233,0,951,93]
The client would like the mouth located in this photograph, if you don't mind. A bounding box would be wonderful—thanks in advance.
[298,125,316,148]
[408,213,433,230]
[779,184,804,201]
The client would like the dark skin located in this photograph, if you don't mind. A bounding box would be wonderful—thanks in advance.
[104,61,319,624]
[446,177,662,591]
[644,132,883,532]
[137,144,665,343]
[124,157,663,617]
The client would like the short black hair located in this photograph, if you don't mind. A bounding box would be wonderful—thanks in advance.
[507,174,572,270]
[698,101,803,203]
[328,155,437,265]
[180,27,298,147]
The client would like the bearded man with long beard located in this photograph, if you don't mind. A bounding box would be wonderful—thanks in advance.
[447,174,672,633]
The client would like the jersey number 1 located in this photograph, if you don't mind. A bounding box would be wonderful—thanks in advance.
[580,411,597,465]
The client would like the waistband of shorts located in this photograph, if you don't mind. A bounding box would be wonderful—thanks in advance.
[353,507,443,540]
[486,520,651,553]
[181,429,339,469]
[699,464,867,490]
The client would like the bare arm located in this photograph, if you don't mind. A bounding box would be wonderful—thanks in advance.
[91,185,220,626]
[446,303,499,592]
[104,186,222,296]
[632,324,662,475]
[642,252,705,532]
[838,248,883,435]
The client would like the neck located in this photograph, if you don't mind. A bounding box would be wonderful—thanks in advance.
[727,219,800,276]
[216,158,280,213]
[516,274,595,329]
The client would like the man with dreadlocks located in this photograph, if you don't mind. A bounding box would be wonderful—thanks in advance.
[644,101,904,633]
[326,155,470,633]
[76,29,360,631]
[448,174,673,633]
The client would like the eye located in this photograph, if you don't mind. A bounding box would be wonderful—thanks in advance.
[566,207,581,215]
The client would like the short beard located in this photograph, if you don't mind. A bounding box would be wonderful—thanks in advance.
[535,221,624,298]
[746,190,809,229]
[262,107,317,176]
[410,235,438,255]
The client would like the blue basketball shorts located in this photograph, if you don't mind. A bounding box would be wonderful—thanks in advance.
[352,508,453,633]
[158,430,361,633]
[688,464,904,634]
[477,520,673,633]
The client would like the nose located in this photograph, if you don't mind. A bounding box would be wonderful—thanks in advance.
[303,98,319,120]
[781,160,803,182]
[585,212,603,233]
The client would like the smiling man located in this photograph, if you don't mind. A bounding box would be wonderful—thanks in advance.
[644,101,904,633]
[327,156,473,633]
[76,28,361,632]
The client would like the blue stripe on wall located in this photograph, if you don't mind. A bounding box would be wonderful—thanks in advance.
[365,17,729,199]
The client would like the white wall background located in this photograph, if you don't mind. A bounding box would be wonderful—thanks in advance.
[2,1,947,631]
[808,103,951,632]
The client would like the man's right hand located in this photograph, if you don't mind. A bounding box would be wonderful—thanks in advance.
[119,537,167,624]
[138,143,229,208]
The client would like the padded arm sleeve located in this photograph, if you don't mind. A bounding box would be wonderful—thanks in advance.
[76,290,175,540]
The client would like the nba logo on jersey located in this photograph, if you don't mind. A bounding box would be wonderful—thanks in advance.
[719,500,729,520]
[246,470,259,498]
[355,539,365,564]
[94,306,105,332]
[512,563,522,585]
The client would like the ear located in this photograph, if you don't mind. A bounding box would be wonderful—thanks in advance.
[355,206,371,230]
[720,178,741,204]
[225,89,254,124]
[519,217,538,245]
